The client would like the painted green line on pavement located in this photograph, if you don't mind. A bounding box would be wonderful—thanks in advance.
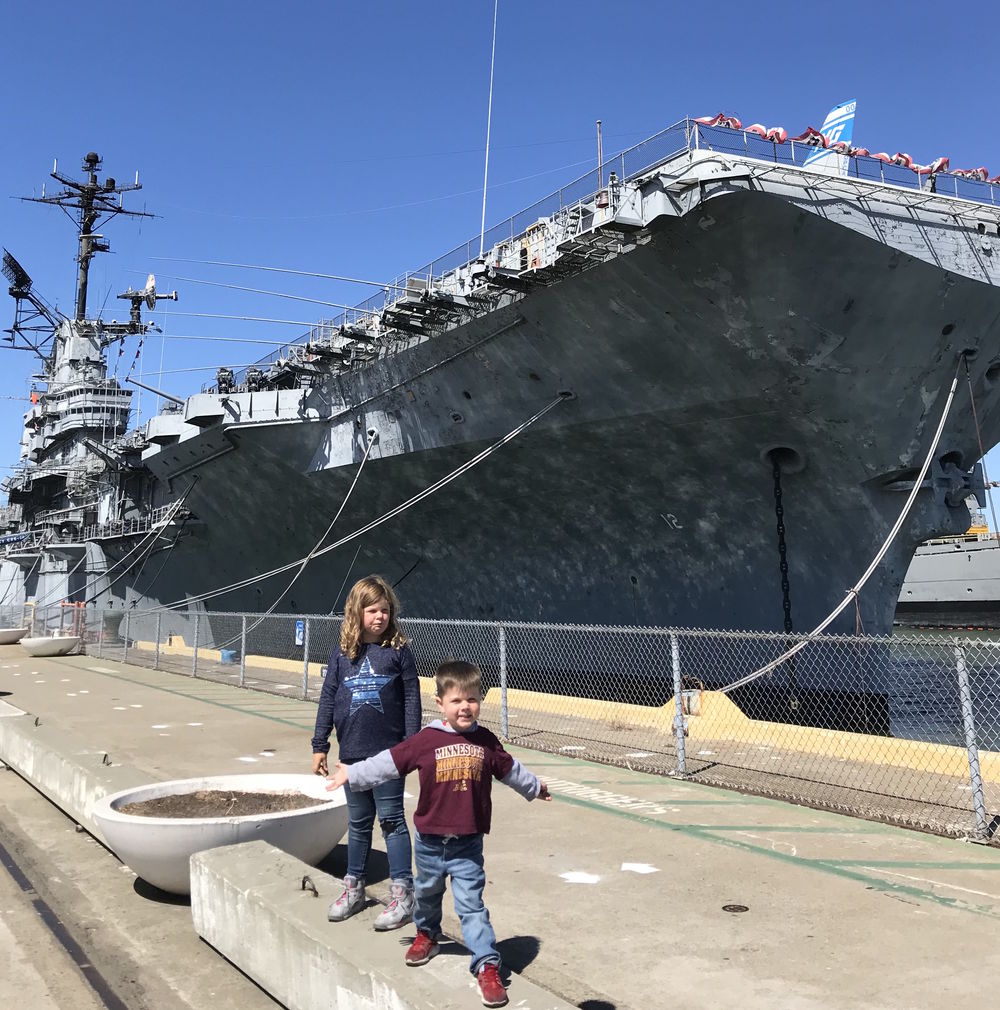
[546,790,1000,918]
[823,860,1000,870]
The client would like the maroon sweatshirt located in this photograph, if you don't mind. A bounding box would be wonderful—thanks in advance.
[346,719,543,835]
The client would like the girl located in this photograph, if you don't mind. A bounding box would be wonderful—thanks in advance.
[311,575,421,930]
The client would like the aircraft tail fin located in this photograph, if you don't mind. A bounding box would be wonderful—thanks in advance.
[803,99,857,175]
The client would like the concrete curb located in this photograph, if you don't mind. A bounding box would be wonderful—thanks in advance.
[0,707,150,839]
[191,841,575,1010]
[0,703,575,1010]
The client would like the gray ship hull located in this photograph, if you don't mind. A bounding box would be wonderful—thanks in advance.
[897,538,1000,627]
[7,128,1000,648]
[103,191,1000,638]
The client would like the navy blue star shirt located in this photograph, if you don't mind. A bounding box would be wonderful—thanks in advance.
[311,641,421,762]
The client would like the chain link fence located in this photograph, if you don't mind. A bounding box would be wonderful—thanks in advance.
[9,604,1000,843]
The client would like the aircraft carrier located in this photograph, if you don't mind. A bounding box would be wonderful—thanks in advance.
[3,116,1000,643]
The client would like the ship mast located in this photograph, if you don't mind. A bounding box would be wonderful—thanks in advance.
[23,151,151,320]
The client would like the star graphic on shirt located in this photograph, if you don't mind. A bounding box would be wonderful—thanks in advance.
[345,655,392,715]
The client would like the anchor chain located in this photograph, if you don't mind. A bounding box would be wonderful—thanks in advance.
[770,453,800,718]
[771,455,794,634]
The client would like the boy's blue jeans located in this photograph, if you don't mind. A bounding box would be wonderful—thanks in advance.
[413,830,498,974]
[343,778,413,886]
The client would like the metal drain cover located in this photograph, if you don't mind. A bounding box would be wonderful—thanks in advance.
[722,904,749,913]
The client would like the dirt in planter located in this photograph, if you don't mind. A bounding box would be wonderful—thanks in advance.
[118,789,328,818]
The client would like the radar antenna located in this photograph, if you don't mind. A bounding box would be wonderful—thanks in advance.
[2,248,62,359]
[23,151,153,320]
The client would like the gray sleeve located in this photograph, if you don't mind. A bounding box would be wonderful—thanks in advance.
[346,749,401,791]
[501,759,541,800]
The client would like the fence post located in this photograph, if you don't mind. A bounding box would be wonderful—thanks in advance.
[302,618,311,700]
[671,632,687,777]
[154,612,162,671]
[122,610,131,665]
[191,613,200,678]
[955,644,988,840]
[498,624,508,739]
[239,615,247,688]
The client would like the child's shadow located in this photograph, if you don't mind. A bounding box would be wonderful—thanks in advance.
[496,935,540,971]
[316,846,391,885]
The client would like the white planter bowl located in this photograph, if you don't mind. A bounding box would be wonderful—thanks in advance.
[92,773,348,895]
[0,627,28,645]
[21,635,81,656]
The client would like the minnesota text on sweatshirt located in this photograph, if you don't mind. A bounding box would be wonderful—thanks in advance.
[346,720,542,835]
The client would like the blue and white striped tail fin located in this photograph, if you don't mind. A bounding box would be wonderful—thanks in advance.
[803,100,857,175]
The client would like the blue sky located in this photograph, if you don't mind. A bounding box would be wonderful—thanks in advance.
[2,0,1000,509]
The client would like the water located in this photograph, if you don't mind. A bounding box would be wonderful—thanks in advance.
[890,627,1000,748]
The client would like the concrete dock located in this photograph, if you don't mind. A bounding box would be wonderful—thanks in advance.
[2,645,1000,1010]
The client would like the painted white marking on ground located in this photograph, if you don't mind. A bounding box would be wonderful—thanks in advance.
[697,750,715,756]
[259,750,275,757]
[151,724,169,729]
[33,680,45,684]
[66,693,76,697]
[78,690,88,694]
[272,684,293,690]
[863,866,1000,901]
[621,862,659,874]
[88,667,116,673]
[129,704,142,708]
[625,752,652,758]
[560,871,600,884]
[545,779,671,816]
[559,745,585,752]
[740,832,798,856]
[113,706,127,711]
[60,678,70,682]
[187,722,203,727]
[237,756,259,763]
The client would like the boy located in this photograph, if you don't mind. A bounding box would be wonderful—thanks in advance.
[327,659,550,1008]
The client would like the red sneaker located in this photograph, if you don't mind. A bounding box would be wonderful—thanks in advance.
[476,963,508,1007]
[404,929,439,966]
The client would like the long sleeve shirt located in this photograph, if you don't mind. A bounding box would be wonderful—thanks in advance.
[346,719,543,835]
[310,641,421,761]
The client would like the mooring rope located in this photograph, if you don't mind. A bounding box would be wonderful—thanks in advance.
[721,356,965,695]
[147,392,570,614]
[213,428,379,649]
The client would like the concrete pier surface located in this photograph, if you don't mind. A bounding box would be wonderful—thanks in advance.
[2,646,1000,1010]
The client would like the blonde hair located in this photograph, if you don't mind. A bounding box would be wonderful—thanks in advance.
[340,575,406,660]
[434,660,482,699]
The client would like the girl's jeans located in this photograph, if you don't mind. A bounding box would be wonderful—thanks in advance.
[413,830,498,974]
[343,777,413,886]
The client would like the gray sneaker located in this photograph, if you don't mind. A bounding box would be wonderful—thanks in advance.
[373,880,414,931]
[328,874,366,922]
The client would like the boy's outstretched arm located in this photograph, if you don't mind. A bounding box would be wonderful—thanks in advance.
[502,759,551,801]
[326,748,402,793]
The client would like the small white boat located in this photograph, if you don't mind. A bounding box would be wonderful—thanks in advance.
[20,635,81,657]
[0,627,29,645]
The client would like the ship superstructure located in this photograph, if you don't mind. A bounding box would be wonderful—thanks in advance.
[0,153,183,614]
[4,119,1000,644]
